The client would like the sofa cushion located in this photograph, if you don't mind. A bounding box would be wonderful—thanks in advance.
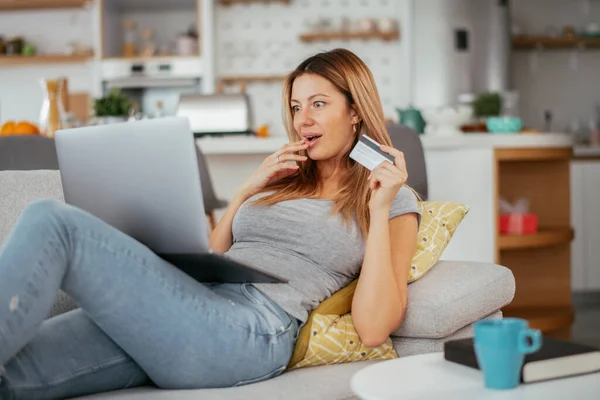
[73,315,501,400]
[393,311,501,357]
[393,261,515,338]
[0,170,64,245]
[74,361,378,400]
[408,201,469,283]
[0,170,79,317]
[288,313,398,370]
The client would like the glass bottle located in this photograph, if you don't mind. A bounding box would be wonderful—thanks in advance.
[39,79,64,138]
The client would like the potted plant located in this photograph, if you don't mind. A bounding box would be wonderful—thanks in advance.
[473,92,502,119]
[93,88,132,124]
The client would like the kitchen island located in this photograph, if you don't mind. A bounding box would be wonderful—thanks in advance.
[197,132,575,338]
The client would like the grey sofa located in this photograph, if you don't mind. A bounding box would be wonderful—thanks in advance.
[0,133,516,400]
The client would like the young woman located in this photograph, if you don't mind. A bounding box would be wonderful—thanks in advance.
[0,48,420,400]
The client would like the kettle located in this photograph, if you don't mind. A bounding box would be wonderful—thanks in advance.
[396,106,425,134]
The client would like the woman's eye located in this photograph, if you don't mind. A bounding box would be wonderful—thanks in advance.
[314,101,325,108]
[291,105,300,113]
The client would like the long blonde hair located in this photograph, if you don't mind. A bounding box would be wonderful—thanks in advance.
[253,48,393,237]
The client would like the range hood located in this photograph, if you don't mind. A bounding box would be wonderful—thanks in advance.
[101,56,203,89]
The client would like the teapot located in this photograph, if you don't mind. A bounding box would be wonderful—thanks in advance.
[396,106,425,134]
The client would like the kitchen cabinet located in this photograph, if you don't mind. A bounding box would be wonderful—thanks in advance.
[97,0,215,114]
[0,0,87,11]
[100,0,200,59]
[496,147,574,339]
[571,159,600,292]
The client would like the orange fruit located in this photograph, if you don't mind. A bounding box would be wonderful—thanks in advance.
[256,124,269,138]
[1,121,16,136]
[15,121,40,135]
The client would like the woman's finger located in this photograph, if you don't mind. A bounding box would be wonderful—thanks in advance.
[282,142,309,153]
[273,143,309,161]
[278,154,308,163]
[373,168,396,183]
[380,145,406,168]
[378,160,407,179]
[376,159,408,183]
[273,163,299,173]
[376,160,400,174]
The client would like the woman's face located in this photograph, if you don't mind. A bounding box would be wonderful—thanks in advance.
[290,73,358,162]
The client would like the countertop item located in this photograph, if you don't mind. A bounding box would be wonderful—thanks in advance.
[177,92,253,136]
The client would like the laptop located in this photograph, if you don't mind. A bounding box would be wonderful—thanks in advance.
[54,117,287,284]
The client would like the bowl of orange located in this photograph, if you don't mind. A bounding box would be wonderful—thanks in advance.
[1,120,40,136]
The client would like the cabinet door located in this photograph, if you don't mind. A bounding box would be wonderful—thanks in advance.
[571,161,600,292]
[571,162,586,291]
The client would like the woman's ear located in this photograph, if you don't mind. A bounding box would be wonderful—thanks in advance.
[350,106,360,125]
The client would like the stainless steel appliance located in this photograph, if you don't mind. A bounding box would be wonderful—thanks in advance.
[176,92,254,137]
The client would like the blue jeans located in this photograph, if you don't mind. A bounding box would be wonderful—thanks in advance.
[0,199,299,400]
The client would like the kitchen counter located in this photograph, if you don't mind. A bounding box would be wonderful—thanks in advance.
[196,133,572,155]
[196,135,287,155]
[419,132,572,149]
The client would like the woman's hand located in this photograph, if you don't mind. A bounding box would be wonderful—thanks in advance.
[368,145,408,212]
[237,140,308,200]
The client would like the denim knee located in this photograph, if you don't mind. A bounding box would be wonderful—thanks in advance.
[18,199,73,243]
[23,198,66,219]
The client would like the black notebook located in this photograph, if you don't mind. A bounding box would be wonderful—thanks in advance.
[444,337,600,383]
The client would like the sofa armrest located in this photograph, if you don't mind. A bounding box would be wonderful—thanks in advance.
[392,260,515,339]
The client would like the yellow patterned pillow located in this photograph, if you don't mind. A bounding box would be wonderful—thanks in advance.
[287,201,468,369]
[408,201,469,282]
[288,314,398,370]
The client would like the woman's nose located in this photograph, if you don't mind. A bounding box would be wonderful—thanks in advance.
[295,108,314,126]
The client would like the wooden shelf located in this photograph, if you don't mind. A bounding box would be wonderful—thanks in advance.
[219,75,287,85]
[495,147,573,162]
[102,55,200,61]
[218,0,290,5]
[502,307,575,338]
[0,0,88,11]
[499,228,574,250]
[0,53,94,67]
[513,36,600,50]
[299,30,400,43]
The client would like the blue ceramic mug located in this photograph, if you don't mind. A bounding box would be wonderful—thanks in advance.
[473,318,542,390]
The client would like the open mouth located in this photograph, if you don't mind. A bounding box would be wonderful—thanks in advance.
[305,135,322,143]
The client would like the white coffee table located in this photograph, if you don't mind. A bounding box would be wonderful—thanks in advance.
[350,352,600,399]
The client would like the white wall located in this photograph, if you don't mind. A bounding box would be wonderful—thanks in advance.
[215,0,410,135]
[0,8,96,124]
[511,0,600,131]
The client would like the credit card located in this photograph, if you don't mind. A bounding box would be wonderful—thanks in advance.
[349,134,395,171]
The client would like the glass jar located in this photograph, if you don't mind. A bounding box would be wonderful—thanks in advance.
[121,20,137,57]
[6,36,23,55]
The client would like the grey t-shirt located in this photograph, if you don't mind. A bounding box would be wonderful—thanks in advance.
[225,186,421,322]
